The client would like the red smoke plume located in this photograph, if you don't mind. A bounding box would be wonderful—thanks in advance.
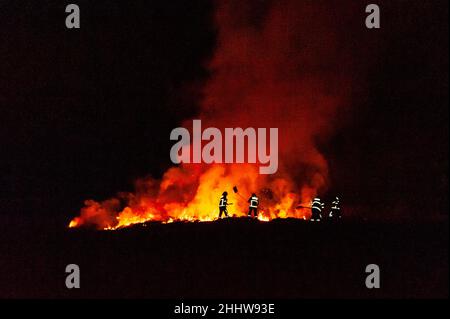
[69,0,363,229]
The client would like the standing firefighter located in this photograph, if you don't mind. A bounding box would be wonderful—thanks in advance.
[219,191,231,218]
[311,197,324,222]
[248,193,259,218]
[329,196,341,220]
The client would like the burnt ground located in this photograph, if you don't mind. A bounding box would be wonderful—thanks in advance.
[0,217,448,299]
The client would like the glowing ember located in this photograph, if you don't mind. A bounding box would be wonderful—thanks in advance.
[68,218,81,228]
[257,214,270,222]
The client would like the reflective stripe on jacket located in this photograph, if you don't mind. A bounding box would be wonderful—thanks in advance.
[249,196,259,208]
[219,196,228,207]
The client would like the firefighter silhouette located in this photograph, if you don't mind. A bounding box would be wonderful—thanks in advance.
[219,191,230,218]
[329,196,341,220]
[311,197,324,221]
[248,193,259,218]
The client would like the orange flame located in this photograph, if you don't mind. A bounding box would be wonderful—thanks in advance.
[68,163,314,230]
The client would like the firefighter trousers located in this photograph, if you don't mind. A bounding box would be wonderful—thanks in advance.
[311,208,322,221]
[248,207,258,218]
[219,207,228,218]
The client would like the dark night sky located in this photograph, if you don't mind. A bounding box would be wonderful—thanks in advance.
[0,0,448,227]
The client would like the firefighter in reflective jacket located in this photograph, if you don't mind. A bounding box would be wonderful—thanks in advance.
[248,193,259,218]
[219,191,231,218]
[329,196,341,220]
[311,197,324,221]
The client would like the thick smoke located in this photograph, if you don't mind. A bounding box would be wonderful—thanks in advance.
[194,0,359,205]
